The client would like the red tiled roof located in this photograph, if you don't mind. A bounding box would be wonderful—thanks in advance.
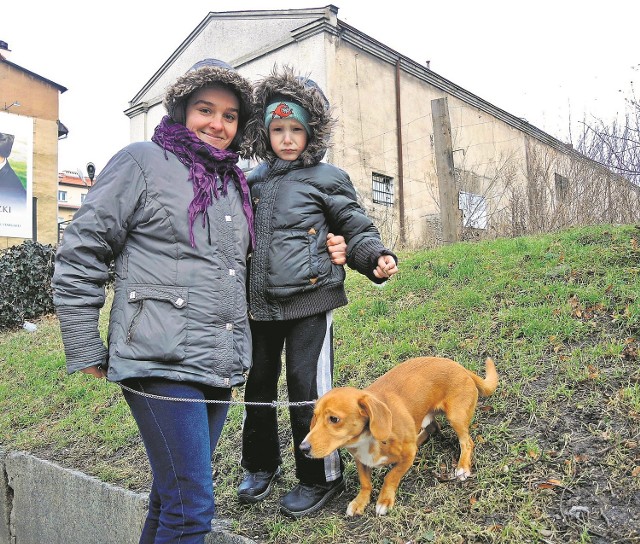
[58,172,94,187]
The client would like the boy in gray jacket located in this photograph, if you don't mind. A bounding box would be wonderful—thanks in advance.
[238,65,398,518]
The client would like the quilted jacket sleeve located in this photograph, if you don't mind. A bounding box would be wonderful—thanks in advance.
[324,167,398,283]
[52,146,147,373]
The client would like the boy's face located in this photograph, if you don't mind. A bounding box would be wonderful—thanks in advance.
[269,118,308,161]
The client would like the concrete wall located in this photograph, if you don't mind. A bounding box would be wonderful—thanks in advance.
[0,449,255,544]
[331,41,405,245]
[32,117,60,245]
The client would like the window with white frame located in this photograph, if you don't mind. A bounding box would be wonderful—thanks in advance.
[459,191,487,229]
[58,190,67,202]
[372,173,394,206]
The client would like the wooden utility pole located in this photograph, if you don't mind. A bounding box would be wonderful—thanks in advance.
[431,97,460,244]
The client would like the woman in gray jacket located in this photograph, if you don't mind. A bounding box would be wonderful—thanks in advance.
[52,59,256,544]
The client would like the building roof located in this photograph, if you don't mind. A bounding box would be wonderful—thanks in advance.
[2,58,67,93]
[58,171,94,188]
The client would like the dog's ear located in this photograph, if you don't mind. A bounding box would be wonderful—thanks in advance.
[359,393,392,441]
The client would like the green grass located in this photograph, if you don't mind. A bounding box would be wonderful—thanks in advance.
[1,223,639,543]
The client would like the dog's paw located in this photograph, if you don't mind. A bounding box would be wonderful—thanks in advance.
[375,502,390,516]
[375,495,395,516]
[455,467,471,480]
[346,499,367,517]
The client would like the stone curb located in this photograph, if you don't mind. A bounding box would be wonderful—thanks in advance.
[0,449,256,544]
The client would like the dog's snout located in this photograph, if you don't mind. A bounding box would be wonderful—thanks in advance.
[299,440,312,457]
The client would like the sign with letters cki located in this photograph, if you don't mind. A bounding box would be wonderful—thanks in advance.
[0,111,33,238]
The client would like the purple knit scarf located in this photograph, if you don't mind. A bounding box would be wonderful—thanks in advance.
[152,115,255,249]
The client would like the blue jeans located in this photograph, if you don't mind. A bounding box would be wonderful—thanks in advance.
[122,378,231,544]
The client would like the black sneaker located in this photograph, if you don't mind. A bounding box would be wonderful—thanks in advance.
[237,467,282,504]
[279,477,345,518]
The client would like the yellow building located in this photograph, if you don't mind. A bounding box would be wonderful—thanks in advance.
[0,42,67,249]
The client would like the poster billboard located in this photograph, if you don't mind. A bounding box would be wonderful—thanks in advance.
[0,111,33,238]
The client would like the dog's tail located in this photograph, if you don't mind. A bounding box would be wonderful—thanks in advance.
[468,358,498,397]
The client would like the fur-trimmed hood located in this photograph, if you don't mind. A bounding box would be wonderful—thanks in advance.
[163,59,254,156]
[247,65,335,166]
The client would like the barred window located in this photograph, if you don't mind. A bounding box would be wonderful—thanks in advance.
[372,173,394,206]
[555,173,569,201]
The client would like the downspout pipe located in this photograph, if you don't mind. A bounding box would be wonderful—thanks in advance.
[395,57,406,245]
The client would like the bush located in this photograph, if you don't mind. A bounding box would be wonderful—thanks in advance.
[0,241,56,331]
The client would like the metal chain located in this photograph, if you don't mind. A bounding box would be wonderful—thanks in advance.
[117,381,316,407]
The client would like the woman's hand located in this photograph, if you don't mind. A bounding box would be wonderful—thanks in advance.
[81,365,107,379]
[327,233,346,265]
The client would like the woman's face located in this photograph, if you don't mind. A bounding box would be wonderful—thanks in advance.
[185,86,240,150]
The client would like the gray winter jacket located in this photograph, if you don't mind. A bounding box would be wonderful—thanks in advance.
[247,66,397,321]
[52,141,252,388]
[248,159,395,321]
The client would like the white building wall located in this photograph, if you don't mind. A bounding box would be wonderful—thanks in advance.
[329,42,401,245]
[124,7,607,248]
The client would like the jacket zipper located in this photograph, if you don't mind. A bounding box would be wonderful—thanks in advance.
[125,301,145,344]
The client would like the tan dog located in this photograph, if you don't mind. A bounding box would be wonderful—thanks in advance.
[300,357,498,516]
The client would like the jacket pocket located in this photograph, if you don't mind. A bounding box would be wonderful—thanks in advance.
[115,284,188,362]
[267,227,320,296]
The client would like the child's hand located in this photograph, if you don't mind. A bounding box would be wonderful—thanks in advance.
[373,255,398,279]
[327,233,346,265]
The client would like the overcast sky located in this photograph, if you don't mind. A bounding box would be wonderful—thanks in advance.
[4,0,637,176]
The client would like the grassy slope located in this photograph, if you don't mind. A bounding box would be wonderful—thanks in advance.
[1,224,638,543]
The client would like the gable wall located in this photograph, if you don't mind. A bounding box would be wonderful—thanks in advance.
[0,62,61,248]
